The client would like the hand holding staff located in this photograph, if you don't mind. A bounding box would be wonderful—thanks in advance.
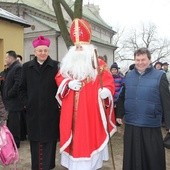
[94,49,116,170]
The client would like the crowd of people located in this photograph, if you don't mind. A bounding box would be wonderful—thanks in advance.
[0,18,170,170]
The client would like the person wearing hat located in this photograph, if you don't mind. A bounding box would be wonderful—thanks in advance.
[110,62,124,125]
[162,63,170,148]
[19,36,60,170]
[162,62,170,90]
[162,62,169,72]
[162,62,170,88]
[154,61,163,70]
[125,63,135,75]
[55,18,117,170]
[129,63,135,71]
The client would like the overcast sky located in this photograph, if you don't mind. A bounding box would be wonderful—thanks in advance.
[83,0,170,39]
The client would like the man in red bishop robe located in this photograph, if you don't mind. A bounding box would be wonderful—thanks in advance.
[55,18,117,170]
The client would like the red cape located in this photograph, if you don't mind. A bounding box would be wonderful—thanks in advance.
[55,59,117,159]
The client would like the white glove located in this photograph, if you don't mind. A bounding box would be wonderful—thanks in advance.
[68,80,82,91]
[99,87,110,99]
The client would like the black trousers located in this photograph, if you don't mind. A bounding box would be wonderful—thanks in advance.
[30,140,57,170]
[20,109,27,140]
[7,111,21,148]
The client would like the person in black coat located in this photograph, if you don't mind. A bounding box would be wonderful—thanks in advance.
[19,35,60,170]
[17,54,27,141]
[3,50,23,148]
[0,64,8,102]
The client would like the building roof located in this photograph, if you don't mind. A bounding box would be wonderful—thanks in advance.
[0,0,54,15]
[0,0,116,47]
[0,0,114,32]
[28,14,60,31]
[28,14,115,47]
[0,7,30,27]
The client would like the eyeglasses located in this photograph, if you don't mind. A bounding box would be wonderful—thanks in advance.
[35,49,49,53]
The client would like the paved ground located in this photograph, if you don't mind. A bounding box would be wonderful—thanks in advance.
[1,126,170,170]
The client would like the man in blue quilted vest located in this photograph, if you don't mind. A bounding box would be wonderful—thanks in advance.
[116,47,170,170]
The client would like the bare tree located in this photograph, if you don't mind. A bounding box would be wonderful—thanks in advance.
[112,27,125,61]
[52,0,83,49]
[114,23,170,64]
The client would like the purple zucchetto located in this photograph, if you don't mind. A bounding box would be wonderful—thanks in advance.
[32,35,50,48]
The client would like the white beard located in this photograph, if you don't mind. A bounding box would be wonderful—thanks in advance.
[60,44,97,81]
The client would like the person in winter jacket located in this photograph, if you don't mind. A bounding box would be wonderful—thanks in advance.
[116,47,170,170]
[110,62,124,125]
[3,50,23,148]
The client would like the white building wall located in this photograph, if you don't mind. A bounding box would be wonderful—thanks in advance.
[91,25,111,44]
[57,36,68,62]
